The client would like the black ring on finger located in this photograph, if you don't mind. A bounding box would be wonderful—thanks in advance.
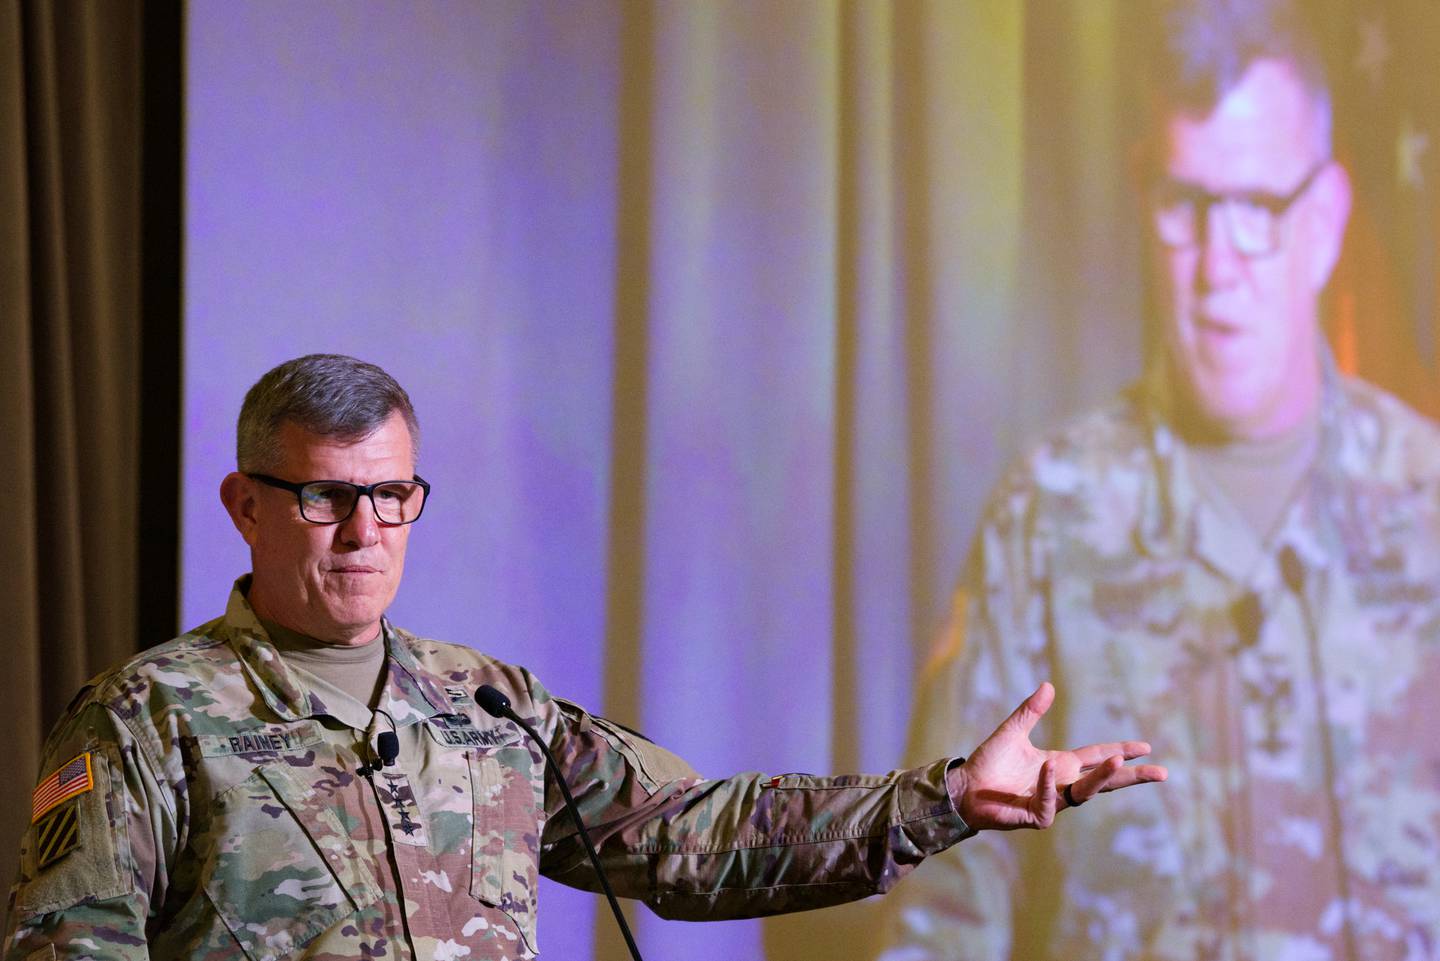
[1063,783,1085,808]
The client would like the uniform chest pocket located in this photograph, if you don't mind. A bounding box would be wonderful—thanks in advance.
[1086,569,1187,635]
[202,763,380,961]
[468,746,544,949]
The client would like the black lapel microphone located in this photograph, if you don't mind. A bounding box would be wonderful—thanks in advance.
[360,730,402,778]
[1228,590,1264,655]
[476,684,646,961]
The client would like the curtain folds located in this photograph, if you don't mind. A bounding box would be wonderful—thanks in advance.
[0,0,160,894]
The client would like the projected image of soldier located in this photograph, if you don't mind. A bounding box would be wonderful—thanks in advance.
[881,1,1440,959]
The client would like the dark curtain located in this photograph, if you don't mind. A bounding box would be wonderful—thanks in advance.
[0,0,180,896]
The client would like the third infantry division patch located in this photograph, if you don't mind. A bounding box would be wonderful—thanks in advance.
[34,805,80,869]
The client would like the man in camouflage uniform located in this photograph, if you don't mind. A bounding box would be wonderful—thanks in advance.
[4,354,1164,961]
[880,3,1440,961]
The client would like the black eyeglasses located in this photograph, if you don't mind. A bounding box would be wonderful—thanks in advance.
[248,473,431,525]
[1150,159,1328,257]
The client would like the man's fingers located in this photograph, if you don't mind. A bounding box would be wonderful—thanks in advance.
[1070,740,1151,769]
[1064,755,1122,806]
[999,681,1055,741]
[1066,757,1169,805]
[1096,764,1168,791]
[1032,757,1057,828]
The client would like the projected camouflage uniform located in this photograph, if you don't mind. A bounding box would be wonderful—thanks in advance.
[883,366,1440,961]
[4,580,968,961]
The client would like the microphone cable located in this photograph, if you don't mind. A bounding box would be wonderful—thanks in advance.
[477,684,646,961]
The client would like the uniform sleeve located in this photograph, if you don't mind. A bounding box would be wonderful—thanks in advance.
[876,487,1054,961]
[3,700,174,961]
[532,693,974,920]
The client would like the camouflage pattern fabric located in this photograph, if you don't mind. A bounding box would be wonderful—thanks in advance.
[4,578,969,961]
[880,365,1440,961]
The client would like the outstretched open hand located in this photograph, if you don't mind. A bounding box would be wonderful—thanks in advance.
[945,681,1167,831]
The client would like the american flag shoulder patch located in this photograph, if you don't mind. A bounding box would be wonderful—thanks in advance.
[31,752,94,824]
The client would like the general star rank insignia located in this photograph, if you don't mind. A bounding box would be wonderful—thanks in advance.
[379,771,430,847]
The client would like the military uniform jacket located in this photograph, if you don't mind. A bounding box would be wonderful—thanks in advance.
[883,366,1440,961]
[5,581,969,961]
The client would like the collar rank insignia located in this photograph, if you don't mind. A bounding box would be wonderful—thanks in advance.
[445,686,471,705]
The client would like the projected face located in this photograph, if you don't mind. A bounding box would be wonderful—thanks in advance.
[222,412,415,644]
[1151,59,1349,440]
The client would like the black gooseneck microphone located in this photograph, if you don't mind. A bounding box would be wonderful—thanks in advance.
[1279,546,1358,961]
[476,684,645,961]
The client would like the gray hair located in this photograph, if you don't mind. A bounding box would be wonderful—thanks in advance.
[236,354,420,473]
[1141,0,1333,158]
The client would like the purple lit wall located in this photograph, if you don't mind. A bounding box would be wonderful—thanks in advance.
[186,0,625,682]
[186,4,626,956]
